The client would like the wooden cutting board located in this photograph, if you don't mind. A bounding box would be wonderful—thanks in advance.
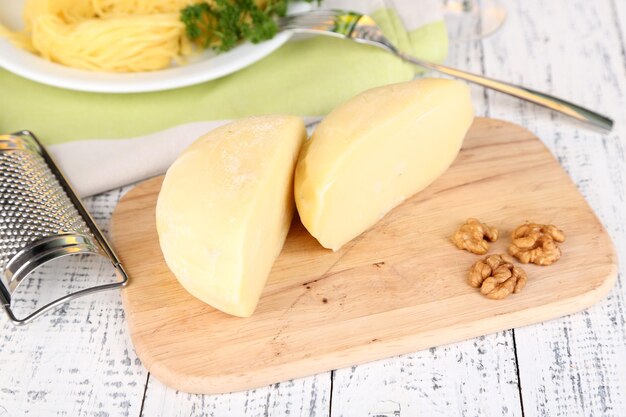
[110,118,617,394]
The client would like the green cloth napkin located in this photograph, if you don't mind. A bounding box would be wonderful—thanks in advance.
[0,9,447,145]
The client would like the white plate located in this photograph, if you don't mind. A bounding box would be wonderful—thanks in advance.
[0,2,306,93]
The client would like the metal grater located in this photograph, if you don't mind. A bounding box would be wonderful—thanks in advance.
[0,131,128,325]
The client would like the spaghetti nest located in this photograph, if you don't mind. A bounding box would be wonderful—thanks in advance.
[1,0,197,72]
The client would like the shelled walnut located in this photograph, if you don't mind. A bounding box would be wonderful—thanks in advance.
[468,254,527,300]
[452,218,499,254]
[508,223,565,265]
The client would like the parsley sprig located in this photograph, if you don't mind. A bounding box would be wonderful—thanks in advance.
[181,0,311,53]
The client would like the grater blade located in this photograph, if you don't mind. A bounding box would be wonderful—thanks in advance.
[0,131,128,325]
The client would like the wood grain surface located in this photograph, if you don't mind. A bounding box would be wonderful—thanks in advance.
[2,0,626,415]
[110,118,617,394]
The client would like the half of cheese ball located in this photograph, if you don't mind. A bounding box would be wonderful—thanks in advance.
[295,78,474,251]
[156,116,306,317]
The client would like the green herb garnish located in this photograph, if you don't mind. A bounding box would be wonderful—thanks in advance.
[181,0,314,53]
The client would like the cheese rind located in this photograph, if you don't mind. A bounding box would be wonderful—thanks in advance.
[294,78,474,251]
[156,116,306,317]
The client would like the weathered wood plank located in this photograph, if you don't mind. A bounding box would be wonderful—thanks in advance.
[331,332,522,417]
[0,188,148,417]
[482,0,626,415]
[140,375,330,417]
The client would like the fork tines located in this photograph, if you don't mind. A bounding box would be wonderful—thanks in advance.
[277,9,358,31]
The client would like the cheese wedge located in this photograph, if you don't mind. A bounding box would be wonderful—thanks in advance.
[295,78,474,251]
[156,116,306,317]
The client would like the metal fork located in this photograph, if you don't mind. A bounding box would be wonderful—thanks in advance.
[278,10,613,131]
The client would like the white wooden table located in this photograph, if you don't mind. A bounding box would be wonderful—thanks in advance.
[2,0,625,415]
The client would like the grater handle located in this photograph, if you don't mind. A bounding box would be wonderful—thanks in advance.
[3,264,128,326]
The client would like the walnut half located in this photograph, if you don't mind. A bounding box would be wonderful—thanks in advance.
[508,223,565,265]
[468,254,527,300]
[452,218,499,255]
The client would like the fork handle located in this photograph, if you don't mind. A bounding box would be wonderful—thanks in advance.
[396,52,613,131]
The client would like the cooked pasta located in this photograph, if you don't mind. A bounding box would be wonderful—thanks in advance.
[23,0,97,28]
[1,0,199,72]
[31,13,187,71]
[91,0,196,16]
[0,22,35,52]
